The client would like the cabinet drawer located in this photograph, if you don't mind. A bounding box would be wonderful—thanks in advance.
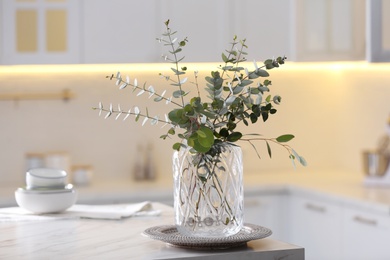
[291,195,342,216]
[342,207,390,259]
[288,195,343,260]
[343,206,390,231]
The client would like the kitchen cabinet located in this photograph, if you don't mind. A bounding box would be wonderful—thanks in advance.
[83,0,292,63]
[0,0,372,64]
[227,0,291,61]
[81,0,161,64]
[292,0,366,61]
[159,0,231,62]
[366,0,390,62]
[287,194,343,260]
[244,194,287,240]
[341,206,390,260]
[1,0,81,64]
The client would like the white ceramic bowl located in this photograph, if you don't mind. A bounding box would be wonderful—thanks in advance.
[15,189,77,214]
[26,168,67,189]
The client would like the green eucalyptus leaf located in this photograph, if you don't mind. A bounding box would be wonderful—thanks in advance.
[239,80,253,87]
[227,121,236,131]
[168,128,175,135]
[154,96,163,102]
[168,109,189,126]
[227,132,242,142]
[266,141,272,158]
[172,142,181,151]
[262,112,269,122]
[197,129,206,138]
[173,90,185,98]
[292,149,307,166]
[197,126,214,147]
[299,156,307,166]
[255,69,269,77]
[205,76,214,85]
[171,48,182,54]
[222,66,233,71]
[263,79,272,86]
[171,68,185,75]
[233,85,244,94]
[250,113,258,123]
[199,110,216,119]
[276,134,295,142]
[189,136,211,153]
[222,53,228,63]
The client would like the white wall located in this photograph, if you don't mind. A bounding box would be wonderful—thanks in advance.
[0,62,389,185]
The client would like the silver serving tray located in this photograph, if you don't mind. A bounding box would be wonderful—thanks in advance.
[143,223,272,249]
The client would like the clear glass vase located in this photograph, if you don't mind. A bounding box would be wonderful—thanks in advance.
[172,143,244,237]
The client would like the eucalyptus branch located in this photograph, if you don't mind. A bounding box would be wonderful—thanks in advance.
[165,25,185,107]
[109,75,183,107]
[193,71,200,98]
[93,107,170,125]
[241,137,293,152]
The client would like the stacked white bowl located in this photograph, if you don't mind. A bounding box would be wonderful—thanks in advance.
[15,168,77,214]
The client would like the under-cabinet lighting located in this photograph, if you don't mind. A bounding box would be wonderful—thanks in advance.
[0,61,390,75]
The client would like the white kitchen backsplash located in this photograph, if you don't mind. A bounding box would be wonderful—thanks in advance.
[0,62,389,184]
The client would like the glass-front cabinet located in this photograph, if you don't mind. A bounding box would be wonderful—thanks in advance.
[1,0,80,64]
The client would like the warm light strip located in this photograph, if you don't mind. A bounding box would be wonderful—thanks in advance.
[0,61,390,75]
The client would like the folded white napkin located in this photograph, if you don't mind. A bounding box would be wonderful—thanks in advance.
[0,201,160,222]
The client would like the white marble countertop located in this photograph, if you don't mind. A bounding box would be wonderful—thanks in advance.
[0,203,304,260]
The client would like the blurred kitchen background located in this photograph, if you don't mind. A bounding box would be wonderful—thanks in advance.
[0,0,389,185]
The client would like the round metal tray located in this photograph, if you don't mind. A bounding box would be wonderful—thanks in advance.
[143,223,272,249]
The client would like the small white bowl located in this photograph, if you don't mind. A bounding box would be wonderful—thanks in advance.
[26,168,67,189]
[15,188,77,214]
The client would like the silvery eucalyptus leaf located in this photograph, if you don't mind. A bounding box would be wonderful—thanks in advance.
[123,109,131,121]
[137,90,145,96]
[115,112,122,120]
[104,111,111,119]
[142,117,148,126]
[134,106,140,116]
[119,82,127,89]
[151,116,159,125]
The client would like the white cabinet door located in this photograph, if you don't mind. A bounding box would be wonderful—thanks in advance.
[287,195,343,260]
[342,206,390,260]
[291,0,365,61]
[1,0,81,64]
[244,194,286,240]
[160,0,291,62]
[228,0,291,61]
[81,0,161,64]
[366,0,390,62]
[159,0,231,62]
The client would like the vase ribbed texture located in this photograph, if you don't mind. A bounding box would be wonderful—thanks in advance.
[172,144,243,237]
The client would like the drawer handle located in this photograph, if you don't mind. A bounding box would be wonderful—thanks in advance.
[245,200,261,207]
[353,216,377,226]
[305,203,326,213]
